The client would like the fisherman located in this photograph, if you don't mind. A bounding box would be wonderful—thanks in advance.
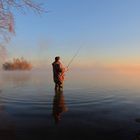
[52,56,67,90]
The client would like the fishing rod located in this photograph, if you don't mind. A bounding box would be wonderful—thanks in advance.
[67,46,82,68]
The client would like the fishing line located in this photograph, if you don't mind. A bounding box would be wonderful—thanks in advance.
[67,46,83,68]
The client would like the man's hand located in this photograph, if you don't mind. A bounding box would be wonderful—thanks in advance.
[65,67,69,72]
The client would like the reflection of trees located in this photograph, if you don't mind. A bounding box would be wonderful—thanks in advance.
[135,120,140,140]
[3,57,32,70]
[1,71,31,86]
[135,132,140,140]
[0,95,15,139]
[52,89,68,124]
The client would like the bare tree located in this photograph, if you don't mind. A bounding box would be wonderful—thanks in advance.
[0,0,46,42]
[0,1,46,66]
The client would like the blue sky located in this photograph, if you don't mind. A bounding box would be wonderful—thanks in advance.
[7,0,140,68]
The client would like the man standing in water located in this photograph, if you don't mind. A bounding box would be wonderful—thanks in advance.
[52,56,67,90]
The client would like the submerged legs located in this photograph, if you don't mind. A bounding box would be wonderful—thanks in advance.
[55,82,63,91]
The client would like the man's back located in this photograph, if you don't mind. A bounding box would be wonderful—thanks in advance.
[52,61,62,83]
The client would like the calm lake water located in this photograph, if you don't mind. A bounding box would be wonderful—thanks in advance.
[0,70,140,140]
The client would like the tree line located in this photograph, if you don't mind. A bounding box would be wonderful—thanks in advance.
[3,57,32,70]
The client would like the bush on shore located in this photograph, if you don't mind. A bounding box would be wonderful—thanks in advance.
[2,57,32,70]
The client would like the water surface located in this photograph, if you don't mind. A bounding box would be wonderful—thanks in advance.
[0,70,140,140]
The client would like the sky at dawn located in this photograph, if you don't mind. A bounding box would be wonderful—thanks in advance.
[6,0,140,71]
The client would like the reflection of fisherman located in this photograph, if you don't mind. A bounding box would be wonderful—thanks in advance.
[52,89,68,124]
[52,56,67,90]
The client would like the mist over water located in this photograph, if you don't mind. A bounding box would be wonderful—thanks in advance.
[0,70,140,140]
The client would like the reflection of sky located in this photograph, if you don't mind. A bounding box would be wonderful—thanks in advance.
[6,0,140,70]
[0,70,140,90]
[65,70,140,91]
